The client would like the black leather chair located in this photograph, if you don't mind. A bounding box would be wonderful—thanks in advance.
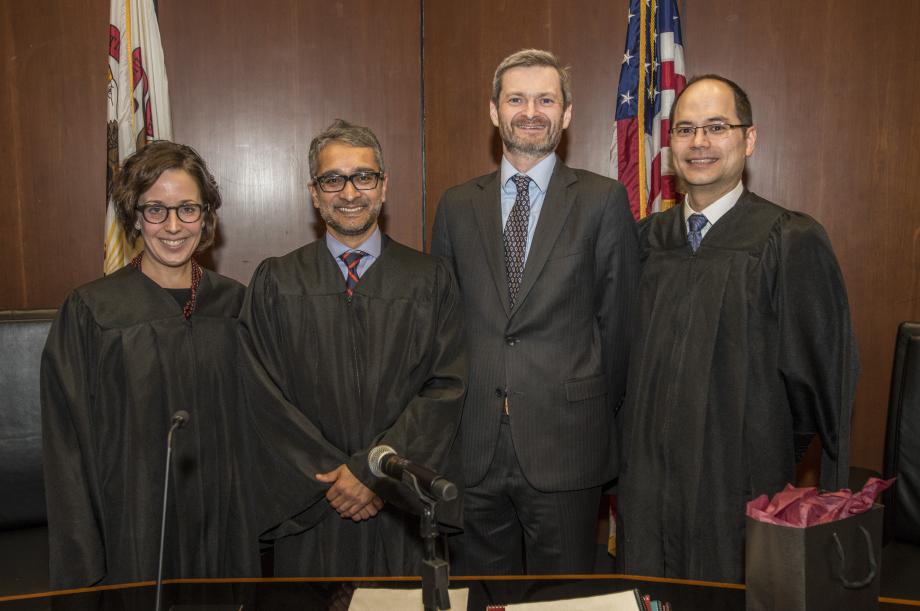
[0,309,54,595]
[880,321,920,599]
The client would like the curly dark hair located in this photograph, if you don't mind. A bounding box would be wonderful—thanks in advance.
[113,140,221,251]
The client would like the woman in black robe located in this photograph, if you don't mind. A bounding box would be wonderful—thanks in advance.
[41,141,258,588]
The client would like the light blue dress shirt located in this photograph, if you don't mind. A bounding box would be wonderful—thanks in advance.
[500,153,557,262]
[325,227,383,280]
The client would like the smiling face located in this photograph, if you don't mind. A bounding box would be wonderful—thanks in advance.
[308,142,387,248]
[490,65,572,171]
[671,79,757,210]
[137,168,203,288]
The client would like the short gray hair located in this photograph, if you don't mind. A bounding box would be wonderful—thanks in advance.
[308,119,385,178]
[492,49,572,108]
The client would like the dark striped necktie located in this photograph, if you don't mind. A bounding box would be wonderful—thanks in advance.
[340,250,367,297]
[504,174,531,309]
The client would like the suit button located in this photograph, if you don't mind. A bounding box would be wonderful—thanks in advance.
[494,388,503,398]
[505,336,518,346]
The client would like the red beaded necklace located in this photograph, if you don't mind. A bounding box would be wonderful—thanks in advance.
[130,252,203,319]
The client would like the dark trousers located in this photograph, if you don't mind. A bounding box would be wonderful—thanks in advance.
[451,415,601,575]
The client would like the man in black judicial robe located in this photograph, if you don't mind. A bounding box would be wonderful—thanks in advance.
[41,266,257,588]
[239,120,465,576]
[615,75,859,583]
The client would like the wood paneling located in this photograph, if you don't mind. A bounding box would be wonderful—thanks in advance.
[158,0,423,284]
[0,0,108,309]
[0,4,25,309]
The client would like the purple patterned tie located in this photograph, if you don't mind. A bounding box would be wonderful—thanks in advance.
[340,250,366,297]
[504,175,531,309]
[687,213,708,253]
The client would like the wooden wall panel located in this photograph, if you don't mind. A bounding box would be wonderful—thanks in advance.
[158,0,423,284]
[0,0,108,309]
[0,4,25,308]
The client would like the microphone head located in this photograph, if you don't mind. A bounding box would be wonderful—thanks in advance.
[172,410,191,429]
[368,445,397,478]
[432,478,459,502]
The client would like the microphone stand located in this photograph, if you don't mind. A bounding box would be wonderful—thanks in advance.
[403,473,451,611]
[154,412,187,611]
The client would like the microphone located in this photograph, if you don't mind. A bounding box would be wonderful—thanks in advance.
[155,410,191,611]
[171,410,190,428]
[368,445,458,502]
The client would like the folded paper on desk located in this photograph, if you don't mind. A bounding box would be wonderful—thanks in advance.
[745,477,895,611]
[348,587,468,610]
[486,589,644,610]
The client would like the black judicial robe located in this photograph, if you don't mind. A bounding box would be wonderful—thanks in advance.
[41,266,258,589]
[238,236,466,576]
[615,191,858,583]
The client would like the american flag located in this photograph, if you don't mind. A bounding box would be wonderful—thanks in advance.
[611,0,686,220]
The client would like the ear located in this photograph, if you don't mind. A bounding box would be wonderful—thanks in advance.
[379,173,388,204]
[562,103,573,130]
[308,182,320,209]
[744,125,757,157]
[489,99,500,128]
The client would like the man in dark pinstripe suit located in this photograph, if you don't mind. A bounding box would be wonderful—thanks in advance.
[431,49,639,575]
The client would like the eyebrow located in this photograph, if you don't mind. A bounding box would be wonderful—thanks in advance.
[504,91,559,98]
[675,115,732,125]
[319,167,380,175]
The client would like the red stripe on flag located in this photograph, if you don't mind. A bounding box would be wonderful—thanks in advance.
[616,118,642,220]
[649,152,662,206]
[659,60,686,93]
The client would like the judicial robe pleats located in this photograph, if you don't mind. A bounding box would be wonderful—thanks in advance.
[41,266,258,588]
[238,237,466,576]
[616,191,858,583]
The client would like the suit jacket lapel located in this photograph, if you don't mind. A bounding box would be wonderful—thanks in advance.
[471,172,512,317]
[513,163,577,313]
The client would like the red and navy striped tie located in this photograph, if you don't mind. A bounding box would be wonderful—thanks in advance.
[340,250,366,297]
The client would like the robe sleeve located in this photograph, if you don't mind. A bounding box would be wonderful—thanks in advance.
[237,258,350,539]
[40,293,106,588]
[776,215,859,491]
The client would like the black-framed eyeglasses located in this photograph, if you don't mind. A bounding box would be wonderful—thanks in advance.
[314,171,384,193]
[669,123,751,139]
[137,203,204,224]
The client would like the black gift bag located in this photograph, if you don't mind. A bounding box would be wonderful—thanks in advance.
[745,504,883,611]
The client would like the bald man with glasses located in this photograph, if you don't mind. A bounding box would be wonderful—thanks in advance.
[615,74,858,583]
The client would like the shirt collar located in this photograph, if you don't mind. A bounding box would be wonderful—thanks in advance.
[684,180,744,227]
[500,153,557,194]
[324,226,383,260]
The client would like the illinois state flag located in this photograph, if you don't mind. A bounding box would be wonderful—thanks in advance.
[611,0,686,220]
[105,0,172,274]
